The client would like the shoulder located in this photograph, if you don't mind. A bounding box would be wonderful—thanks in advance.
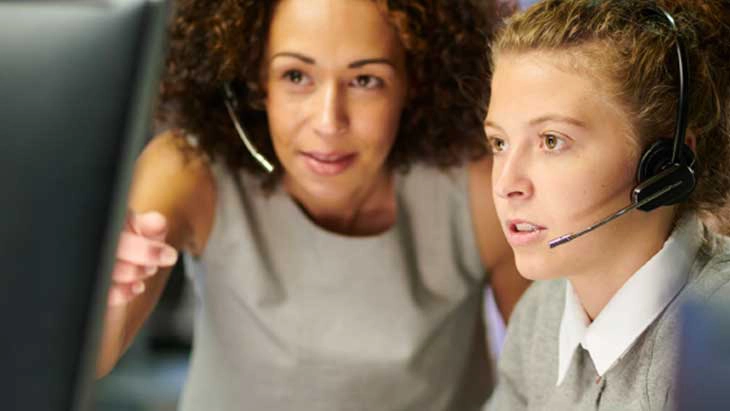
[510,279,564,325]
[396,163,474,229]
[640,232,730,408]
[399,160,485,201]
[641,308,682,408]
[134,132,212,186]
[643,235,730,406]
[496,279,564,391]
[502,279,564,348]
[503,279,564,363]
[397,161,480,255]
[398,162,469,199]
[705,253,730,304]
[129,131,216,254]
[688,231,730,302]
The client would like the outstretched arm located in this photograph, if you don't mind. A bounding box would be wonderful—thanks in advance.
[96,132,216,377]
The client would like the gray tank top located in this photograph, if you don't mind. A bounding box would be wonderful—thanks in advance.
[181,163,493,411]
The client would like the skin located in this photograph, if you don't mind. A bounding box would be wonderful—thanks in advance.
[96,0,527,377]
[263,0,408,235]
[486,51,677,320]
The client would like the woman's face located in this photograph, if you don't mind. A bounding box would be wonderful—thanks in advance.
[263,0,408,202]
[486,51,665,280]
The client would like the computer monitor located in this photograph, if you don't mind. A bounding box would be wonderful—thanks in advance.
[676,297,730,410]
[0,1,168,410]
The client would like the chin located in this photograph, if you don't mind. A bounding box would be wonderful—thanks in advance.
[299,174,355,200]
[514,252,562,281]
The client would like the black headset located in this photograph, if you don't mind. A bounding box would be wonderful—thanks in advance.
[632,6,696,212]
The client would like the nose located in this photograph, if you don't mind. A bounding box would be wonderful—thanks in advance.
[313,81,349,137]
[493,149,533,201]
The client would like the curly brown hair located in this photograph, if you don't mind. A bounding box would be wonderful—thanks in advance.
[492,0,730,234]
[157,0,498,184]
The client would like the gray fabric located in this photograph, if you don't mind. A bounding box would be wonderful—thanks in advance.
[486,230,730,411]
[180,164,492,411]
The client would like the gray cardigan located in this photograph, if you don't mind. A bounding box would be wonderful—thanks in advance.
[486,230,730,410]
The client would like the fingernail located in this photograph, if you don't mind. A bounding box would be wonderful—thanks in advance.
[160,247,178,265]
[145,266,157,275]
[132,282,146,294]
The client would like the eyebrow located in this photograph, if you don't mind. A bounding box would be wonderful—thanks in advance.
[270,52,315,65]
[269,52,396,69]
[483,120,505,133]
[528,114,587,128]
[484,114,587,132]
[348,58,395,69]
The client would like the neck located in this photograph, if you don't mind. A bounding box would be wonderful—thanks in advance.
[567,208,675,321]
[284,171,396,236]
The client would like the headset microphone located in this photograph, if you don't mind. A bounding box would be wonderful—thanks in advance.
[549,179,683,248]
[223,82,275,173]
[548,6,696,249]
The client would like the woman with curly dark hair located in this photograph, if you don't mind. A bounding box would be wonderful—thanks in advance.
[96,1,528,409]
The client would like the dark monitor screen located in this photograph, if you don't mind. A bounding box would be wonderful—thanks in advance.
[0,1,168,410]
[676,298,730,410]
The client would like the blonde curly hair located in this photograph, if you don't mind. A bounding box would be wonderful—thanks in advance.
[491,0,730,234]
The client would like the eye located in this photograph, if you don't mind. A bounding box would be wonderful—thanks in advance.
[282,69,311,86]
[487,136,508,153]
[350,75,383,89]
[540,132,567,152]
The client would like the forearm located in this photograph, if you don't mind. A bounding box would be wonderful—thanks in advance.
[96,304,129,378]
[95,132,212,377]
[95,266,173,378]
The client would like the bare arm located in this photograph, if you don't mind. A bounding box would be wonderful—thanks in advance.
[469,156,530,322]
[96,132,216,377]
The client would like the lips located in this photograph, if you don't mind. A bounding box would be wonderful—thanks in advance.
[505,219,548,246]
[300,151,357,176]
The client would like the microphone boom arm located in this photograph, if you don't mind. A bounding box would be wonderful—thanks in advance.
[548,181,682,248]
[223,83,275,173]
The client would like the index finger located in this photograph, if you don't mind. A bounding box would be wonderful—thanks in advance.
[116,231,178,267]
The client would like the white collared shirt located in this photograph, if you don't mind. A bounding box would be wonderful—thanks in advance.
[556,215,703,386]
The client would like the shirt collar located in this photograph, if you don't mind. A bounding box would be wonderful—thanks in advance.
[556,214,702,386]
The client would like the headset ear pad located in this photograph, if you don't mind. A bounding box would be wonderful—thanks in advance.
[636,138,696,183]
[634,138,697,211]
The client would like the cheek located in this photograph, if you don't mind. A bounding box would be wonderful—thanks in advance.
[532,160,592,207]
[585,150,637,199]
[543,152,637,221]
[352,103,402,155]
[265,94,301,146]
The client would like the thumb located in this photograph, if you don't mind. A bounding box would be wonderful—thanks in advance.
[130,211,169,242]
[127,210,173,276]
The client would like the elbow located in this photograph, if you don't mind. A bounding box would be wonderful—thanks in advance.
[95,348,121,379]
[95,359,115,380]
